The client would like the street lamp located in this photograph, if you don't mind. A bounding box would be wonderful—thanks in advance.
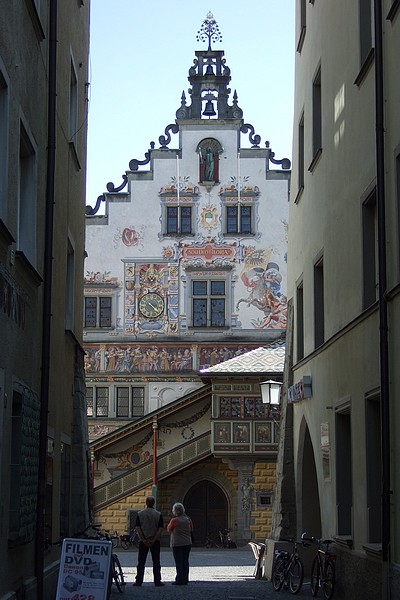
[260,379,282,415]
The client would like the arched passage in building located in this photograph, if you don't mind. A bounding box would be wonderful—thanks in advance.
[184,480,228,546]
[298,419,321,537]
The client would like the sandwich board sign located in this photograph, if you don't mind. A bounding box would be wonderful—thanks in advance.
[55,538,112,600]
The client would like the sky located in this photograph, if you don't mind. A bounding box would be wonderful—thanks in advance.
[85,1,295,210]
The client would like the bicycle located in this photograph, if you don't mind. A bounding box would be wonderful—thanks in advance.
[301,533,336,599]
[72,523,125,595]
[100,529,125,595]
[271,538,304,594]
[219,528,237,548]
[120,528,139,550]
[104,528,120,548]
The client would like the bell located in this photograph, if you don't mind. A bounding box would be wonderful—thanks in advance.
[205,64,214,75]
[202,99,216,117]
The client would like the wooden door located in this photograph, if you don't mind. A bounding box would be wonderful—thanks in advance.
[184,480,228,546]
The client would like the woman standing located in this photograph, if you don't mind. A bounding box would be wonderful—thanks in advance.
[167,502,193,585]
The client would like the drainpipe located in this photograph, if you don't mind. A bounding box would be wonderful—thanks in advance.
[152,417,158,504]
[374,0,391,584]
[36,0,57,596]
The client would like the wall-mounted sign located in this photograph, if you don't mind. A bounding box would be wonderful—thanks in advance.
[321,422,329,447]
[287,376,312,403]
[181,240,236,263]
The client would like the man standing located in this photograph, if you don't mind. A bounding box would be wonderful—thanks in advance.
[134,496,164,586]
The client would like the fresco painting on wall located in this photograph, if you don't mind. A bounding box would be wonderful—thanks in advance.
[237,248,287,329]
[255,421,272,444]
[84,343,263,374]
[215,422,231,444]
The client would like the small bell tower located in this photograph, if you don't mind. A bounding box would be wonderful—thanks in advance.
[176,12,243,121]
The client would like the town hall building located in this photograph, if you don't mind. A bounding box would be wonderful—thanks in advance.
[84,13,290,546]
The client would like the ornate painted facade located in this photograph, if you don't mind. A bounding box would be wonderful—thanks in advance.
[84,13,290,547]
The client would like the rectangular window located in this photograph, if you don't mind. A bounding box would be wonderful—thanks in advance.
[19,123,37,265]
[95,388,109,417]
[9,391,23,533]
[219,397,268,419]
[226,205,252,234]
[84,297,112,328]
[166,206,192,235]
[336,408,352,536]
[192,280,226,327]
[365,395,381,543]
[296,282,304,361]
[89,386,144,419]
[65,240,75,330]
[116,387,129,417]
[99,297,112,327]
[362,189,378,309]
[314,258,324,348]
[0,71,8,219]
[131,387,145,417]
[86,387,93,416]
[69,59,78,143]
[298,113,305,193]
[297,0,307,51]
[359,0,374,66]
[9,385,40,540]
[312,67,322,159]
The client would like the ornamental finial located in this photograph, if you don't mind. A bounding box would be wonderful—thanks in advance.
[196,12,222,51]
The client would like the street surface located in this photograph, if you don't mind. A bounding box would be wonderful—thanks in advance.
[110,547,313,599]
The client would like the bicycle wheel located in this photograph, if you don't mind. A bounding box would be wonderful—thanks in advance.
[288,557,304,594]
[272,555,286,591]
[322,559,335,600]
[112,554,125,593]
[311,556,320,596]
[120,537,129,550]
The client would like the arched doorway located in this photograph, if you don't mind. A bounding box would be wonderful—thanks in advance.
[184,480,228,546]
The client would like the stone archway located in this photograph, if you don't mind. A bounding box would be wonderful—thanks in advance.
[298,417,321,537]
[184,480,228,546]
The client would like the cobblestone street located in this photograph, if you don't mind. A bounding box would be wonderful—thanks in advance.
[110,547,312,599]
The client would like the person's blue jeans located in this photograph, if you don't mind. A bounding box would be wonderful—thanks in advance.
[172,545,191,584]
[136,540,162,584]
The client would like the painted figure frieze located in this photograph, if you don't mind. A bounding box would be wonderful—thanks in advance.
[84,343,263,374]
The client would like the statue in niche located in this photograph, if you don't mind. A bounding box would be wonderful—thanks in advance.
[204,147,215,180]
[197,138,222,183]
[199,146,215,181]
[241,477,253,512]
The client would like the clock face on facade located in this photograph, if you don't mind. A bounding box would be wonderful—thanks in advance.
[138,292,164,319]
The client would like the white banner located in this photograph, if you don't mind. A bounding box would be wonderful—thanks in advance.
[55,538,112,600]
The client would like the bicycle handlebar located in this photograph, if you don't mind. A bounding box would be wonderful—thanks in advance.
[301,532,334,548]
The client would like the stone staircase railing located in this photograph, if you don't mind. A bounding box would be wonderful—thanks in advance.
[94,431,211,509]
